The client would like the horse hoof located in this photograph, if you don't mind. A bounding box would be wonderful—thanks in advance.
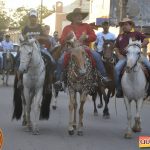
[97,104,103,108]
[22,120,27,126]
[52,106,57,110]
[68,130,74,135]
[132,126,141,132]
[103,114,110,119]
[77,131,83,136]
[94,112,98,116]
[124,132,132,139]
[32,130,40,135]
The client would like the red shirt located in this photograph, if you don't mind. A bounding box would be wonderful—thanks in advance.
[60,23,96,47]
[115,31,146,56]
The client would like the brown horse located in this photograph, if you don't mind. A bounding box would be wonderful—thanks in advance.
[92,40,116,118]
[65,36,99,135]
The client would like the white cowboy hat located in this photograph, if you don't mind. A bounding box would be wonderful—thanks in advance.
[119,18,135,26]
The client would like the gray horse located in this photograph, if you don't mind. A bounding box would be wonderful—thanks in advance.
[121,39,147,138]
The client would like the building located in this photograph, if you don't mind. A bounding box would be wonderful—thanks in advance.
[43,0,90,36]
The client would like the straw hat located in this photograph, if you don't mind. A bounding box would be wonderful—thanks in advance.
[66,8,89,22]
[119,18,135,26]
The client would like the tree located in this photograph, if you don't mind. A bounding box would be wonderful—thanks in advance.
[0,0,11,31]
[10,6,54,29]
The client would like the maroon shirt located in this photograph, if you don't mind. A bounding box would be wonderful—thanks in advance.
[115,31,146,56]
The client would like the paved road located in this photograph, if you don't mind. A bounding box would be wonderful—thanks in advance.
[0,76,150,150]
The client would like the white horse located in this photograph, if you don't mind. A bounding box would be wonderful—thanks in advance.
[121,39,147,138]
[12,37,47,135]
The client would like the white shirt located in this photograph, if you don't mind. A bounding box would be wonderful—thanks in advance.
[1,40,13,52]
[96,32,116,52]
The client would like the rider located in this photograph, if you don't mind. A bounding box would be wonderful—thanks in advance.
[95,21,116,55]
[55,8,111,88]
[1,34,14,70]
[17,9,55,87]
[114,18,150,98]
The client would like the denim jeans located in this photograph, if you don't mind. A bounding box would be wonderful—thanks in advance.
[141,54,150,70]
[56,51,107,81]
[41,48,56,64]
[115,58,126,90]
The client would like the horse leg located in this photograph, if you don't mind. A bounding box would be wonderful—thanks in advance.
[92,93,98,116]
[73,94,77,130]
[103,90,111,119]
[24,88,32,132]
[22,94,27,126]
[68,91,76,135]
[77,93,87,136]
[97,90,103,109]
[51,84,58,110]
[124,97,132,139]
[32,89,43,135]
[6,71,9,86]
[132,99,143,132]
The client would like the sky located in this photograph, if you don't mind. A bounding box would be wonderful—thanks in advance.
[5,0,74,10]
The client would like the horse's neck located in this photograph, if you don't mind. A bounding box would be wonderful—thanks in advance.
[29,49,44,72]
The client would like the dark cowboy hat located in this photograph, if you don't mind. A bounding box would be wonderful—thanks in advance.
[66,8,89,22]
[119,18,135,26]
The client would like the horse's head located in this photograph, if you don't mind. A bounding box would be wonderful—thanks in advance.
[19,36,40,73]
[65,31,80,49]
[125,38,141,72]
[70,47,87,75]
[102,39,115,64]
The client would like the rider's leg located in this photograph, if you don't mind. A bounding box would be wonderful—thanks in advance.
[115,58,126,97]
[141,54,150,70]
[41,48,56,65]
[90,51,111,84]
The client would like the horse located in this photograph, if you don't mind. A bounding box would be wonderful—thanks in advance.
[2,50,14,85]
[92,39,116,118]
[12,37,52,135]
[121,39,147,138]
[65,33,99,135]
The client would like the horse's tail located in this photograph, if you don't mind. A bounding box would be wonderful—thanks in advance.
[40,61,52,120]
[12,74,23,120]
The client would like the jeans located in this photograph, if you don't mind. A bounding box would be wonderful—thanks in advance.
[56,50,107,81]
[141,54,150,70]
[41,48,56,65]
[115,58,126,90]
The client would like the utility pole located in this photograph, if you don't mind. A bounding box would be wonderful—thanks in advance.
[40,0,43,24]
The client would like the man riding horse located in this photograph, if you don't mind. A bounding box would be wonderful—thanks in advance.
[55,8,111,89]
[17,9,55,86]
[114,18,150,98]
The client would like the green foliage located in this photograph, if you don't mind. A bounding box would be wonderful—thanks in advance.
[10,6,54,29]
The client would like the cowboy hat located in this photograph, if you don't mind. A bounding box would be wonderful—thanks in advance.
[66,8,89,22]
[119,18,135,26]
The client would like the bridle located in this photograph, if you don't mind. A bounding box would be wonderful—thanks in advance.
[20,41,41,73]
[125,43,141,72]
